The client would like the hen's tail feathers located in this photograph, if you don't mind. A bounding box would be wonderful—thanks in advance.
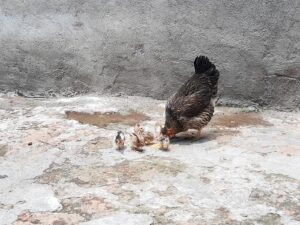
[194,56,215,74]
[194,56,220,97]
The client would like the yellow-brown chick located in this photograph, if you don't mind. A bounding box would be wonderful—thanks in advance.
[130,123,145,151]
[134,123,144,133]
[144,132,155,145]
[130,133,144,152]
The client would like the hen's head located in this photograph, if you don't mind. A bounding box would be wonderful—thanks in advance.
[164,109,182,137]
[160,126,174,138]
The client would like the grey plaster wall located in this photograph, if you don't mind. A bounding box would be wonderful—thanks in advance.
[0,0,299,110]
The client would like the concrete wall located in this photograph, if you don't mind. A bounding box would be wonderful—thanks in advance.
[0,0,299,110]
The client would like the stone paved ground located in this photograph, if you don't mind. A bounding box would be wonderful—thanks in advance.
[0,94,299,225]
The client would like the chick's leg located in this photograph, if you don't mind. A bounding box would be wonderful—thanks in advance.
[130,135,139,150]
[119,140,125,150]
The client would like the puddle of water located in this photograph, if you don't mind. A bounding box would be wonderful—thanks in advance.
[65,110,150,128]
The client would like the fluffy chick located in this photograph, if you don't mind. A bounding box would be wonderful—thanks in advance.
[158,127,170,151]
[130,123,145,151]
[134,123,144,133]
[115,131,125,150]
[130,133,144,152]
[144,132,155,145]
[130,123,155,151]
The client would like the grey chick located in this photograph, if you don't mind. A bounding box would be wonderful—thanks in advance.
[115,131,125,150]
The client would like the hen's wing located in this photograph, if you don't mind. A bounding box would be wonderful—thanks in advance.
[167,74,213,119]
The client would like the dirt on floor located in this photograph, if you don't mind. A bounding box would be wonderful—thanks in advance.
[65,110,150,128]
[211,112,273,128]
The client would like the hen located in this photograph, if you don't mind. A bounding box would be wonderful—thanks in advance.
[164,56,220,138]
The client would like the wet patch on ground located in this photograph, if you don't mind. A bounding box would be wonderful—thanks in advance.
[202,128,240,144]
[211,112,272,128]
[173,128,240,145]
[65,110,150,128]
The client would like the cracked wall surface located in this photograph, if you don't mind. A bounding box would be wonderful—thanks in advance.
[0,0,299,110]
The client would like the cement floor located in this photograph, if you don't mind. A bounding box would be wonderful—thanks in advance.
[0,94,299,225]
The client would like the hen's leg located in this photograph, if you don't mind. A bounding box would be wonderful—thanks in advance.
[189,129,202,142]
[195,129,202,139]
[197,129,202,137]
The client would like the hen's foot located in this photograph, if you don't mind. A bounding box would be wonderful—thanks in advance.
[191,129,202,141]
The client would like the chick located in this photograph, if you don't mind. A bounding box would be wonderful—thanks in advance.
[158,127,170,151]
[131,123,156,151]
[134,123,147,144]
[115,131,125,150]
[134,123,144,133]
[144,132,155,145]
[129,123,144,151]
[135,123,155,145]
[155,123,173,139]
[130,133,144,152]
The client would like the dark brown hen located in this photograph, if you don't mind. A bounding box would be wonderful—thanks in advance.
[164,56,220,137]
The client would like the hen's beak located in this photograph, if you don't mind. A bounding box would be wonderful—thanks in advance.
[166,128,175,138]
